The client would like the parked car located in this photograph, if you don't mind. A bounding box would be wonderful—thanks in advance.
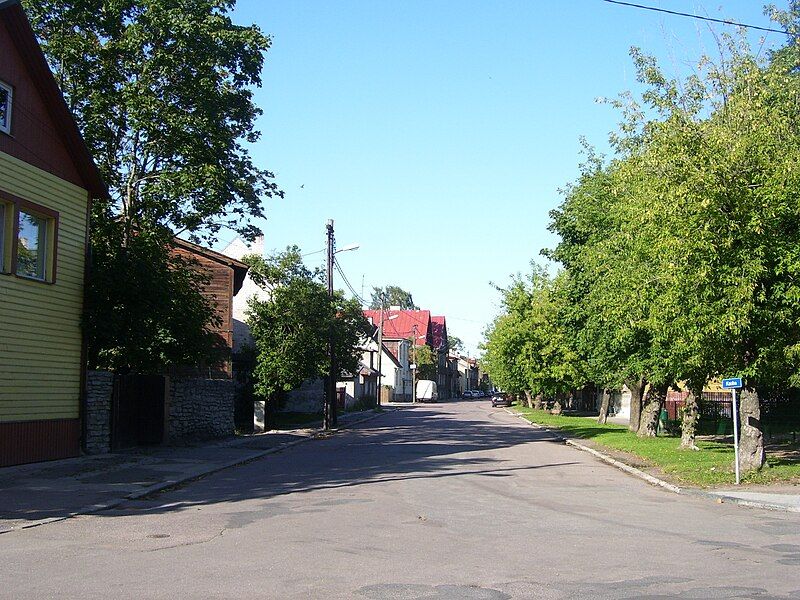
[462,390,478,398]
[491,392,511,407]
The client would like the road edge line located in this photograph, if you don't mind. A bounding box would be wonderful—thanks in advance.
[503,408,799,514]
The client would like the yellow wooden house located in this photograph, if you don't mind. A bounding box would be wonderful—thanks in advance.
[0,0,107,466]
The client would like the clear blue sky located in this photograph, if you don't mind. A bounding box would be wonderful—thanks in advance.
[225,0,785,355]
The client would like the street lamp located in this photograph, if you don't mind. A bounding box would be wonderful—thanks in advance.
[336,243,360,254]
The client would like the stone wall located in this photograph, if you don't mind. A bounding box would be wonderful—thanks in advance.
[169,377,235,441]
[282,378,324,413]
[85,371,114,454]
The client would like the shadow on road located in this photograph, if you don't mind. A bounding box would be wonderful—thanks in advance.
[105,403,574,517]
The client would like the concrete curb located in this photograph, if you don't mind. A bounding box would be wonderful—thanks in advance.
[2,408,392,535]
[504,408,800,514]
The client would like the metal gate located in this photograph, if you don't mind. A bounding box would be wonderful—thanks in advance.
[111,374,168,450]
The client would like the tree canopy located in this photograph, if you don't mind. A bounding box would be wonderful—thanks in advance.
[25,0,282,372]
[369,285,418,310]
[245,248,371,403]
[483,12,800,464]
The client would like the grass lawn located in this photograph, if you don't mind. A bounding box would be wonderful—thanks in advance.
[512,407,800,488]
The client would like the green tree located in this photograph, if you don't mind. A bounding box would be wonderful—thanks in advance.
[84,225,223,373]
[482,266,585,411]
[26,0,282,371]
[245,248,371,424]
[413,344,438,381]
[369,285,418,310]
[447,335,465,354]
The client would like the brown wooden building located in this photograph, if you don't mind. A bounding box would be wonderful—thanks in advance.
[171,238,249,378]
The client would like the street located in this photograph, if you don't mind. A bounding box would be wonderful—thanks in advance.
[2,400,799,599]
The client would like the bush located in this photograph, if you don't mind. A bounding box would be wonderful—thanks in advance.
[348,395,377,412]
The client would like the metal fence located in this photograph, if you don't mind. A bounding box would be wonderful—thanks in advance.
[665,389,800,432]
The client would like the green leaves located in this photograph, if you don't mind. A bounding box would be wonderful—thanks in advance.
[246,248,371,401]
[489,12,800,399]
[25,0,281,244]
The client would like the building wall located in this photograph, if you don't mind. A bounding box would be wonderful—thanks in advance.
[0,18,83,188]
[0,153,88,431]
[221,236,270,354]
[172,246,234,354]
[169,378,235,441]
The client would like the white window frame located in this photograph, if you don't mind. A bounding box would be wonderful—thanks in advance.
[0,80,12,135]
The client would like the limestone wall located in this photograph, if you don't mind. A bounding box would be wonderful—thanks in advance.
[85,371,114,454]
[169,378,235,441]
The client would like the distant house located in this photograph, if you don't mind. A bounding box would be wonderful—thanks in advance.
[456,356,480,395]
[171,238,249,378]
[363,309,431,401]
[376,337,412,402]
[337,336,381,409]
[0,0,108,466]
[430,316,450,399]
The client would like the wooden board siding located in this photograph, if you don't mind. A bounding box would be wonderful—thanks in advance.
[0,17,83,189]
[0,152,88,423]
[0,418,80,466]
[172,246,234,350]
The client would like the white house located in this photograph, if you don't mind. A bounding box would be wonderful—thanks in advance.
[220,235,271,354]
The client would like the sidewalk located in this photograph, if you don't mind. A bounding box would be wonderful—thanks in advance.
[0,409,383,534]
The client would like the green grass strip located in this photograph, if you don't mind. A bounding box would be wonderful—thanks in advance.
[513,407,800,487]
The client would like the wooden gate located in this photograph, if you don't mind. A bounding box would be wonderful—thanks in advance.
[111,375,168,450]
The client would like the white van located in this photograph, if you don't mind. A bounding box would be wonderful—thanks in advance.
[415,380,438,403]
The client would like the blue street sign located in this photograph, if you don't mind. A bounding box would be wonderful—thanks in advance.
[722,377,743,389]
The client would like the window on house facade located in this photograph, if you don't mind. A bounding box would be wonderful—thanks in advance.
[11,203,57,282]
[17,209,48,279]
[0,80,12,135]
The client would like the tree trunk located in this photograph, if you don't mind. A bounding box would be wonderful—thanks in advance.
[597,389,611,424]
[551,395,563,415]
[533,393,543,410]
[524,390,533,409]
[738,388,766,472]
[627,378,646,433]
[679,389,700,450]
[638,383,666,438]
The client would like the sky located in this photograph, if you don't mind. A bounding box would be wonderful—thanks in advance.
[223,0,787,355]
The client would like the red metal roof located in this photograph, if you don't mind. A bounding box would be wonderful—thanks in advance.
[430,316,447,351]
[364,309,431,346]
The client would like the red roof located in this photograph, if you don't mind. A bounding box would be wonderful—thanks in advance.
[0,1,108,198]
[431,316,447,351]
[364,309,432,346]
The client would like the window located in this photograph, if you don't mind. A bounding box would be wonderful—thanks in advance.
[0,80,11,135]
[17,209,48,280]
[0,197,58,282]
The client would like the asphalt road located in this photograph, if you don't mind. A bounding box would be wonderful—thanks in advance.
[2,400,799,599]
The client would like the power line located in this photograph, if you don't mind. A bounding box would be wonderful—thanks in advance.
[602,0,793,37]
[333,257,367,305]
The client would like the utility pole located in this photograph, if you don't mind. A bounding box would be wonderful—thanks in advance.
[375,293,385,408]
[411,324,418,403]
[325,219,336,430]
